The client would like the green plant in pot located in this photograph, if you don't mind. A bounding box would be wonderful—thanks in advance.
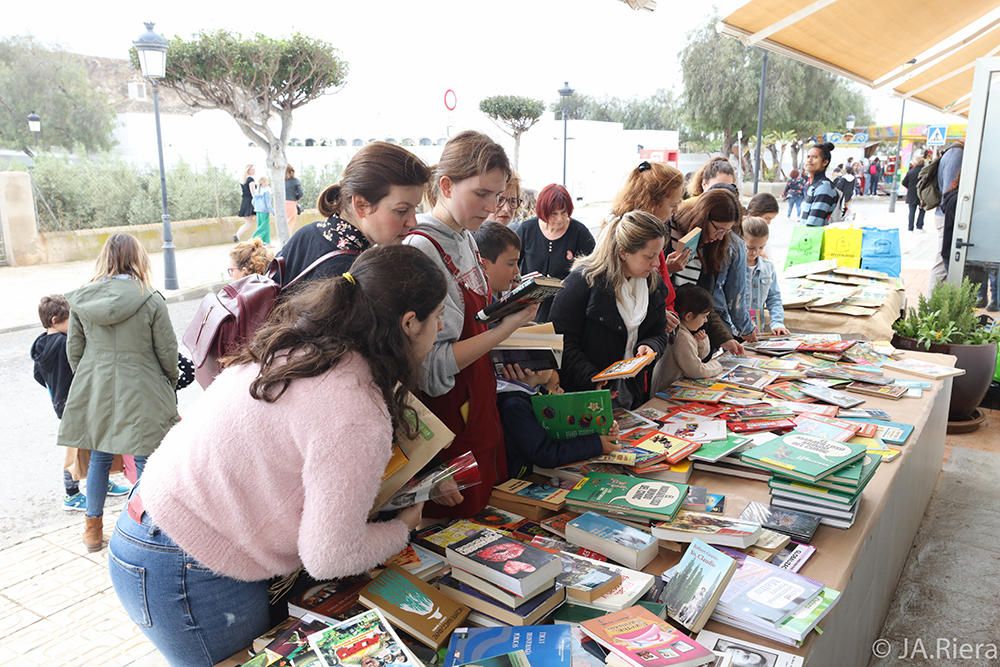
[892,278,1000,422]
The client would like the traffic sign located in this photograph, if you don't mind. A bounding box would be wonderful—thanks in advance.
[443,89,457,111]
[926,125,947,146]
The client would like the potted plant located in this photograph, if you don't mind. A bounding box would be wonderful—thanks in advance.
[892,279,1000,425]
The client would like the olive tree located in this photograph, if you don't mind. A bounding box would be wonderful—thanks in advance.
[480,95,545,171]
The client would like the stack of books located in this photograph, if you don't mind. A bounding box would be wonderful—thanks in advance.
[489,479,569,520]
[553,551,655,613]
[768,452,881,529]
[438,528,566,626]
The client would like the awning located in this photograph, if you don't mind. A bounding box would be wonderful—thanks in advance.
[718,0,1000,116]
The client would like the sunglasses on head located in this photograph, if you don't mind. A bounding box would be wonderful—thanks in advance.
[708,182,739,195]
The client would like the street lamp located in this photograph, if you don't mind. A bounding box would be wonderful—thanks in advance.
[133,21,178,290]
[558,81,574,187]
[846,114,856,132]
[27,112,41,134]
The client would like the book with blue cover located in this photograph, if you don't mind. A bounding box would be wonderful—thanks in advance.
[444,625,572,667]
[565,511,657,570]
[840,417,914,445]
[717,556,822,625]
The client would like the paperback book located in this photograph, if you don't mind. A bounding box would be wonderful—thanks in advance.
[798,384,864,408]
[566,473,688,522]
[436,575,566,626]
[565,512,658,570]
[446,529,562,597]
[694,630,804,666]
[882,357,965,379]
[738,501,821,543]
[845,381,908,399]
[359,566,469,648]
[555,551,624,603]
[444,625,572,667]
[716,556,822,625]
[476,275,563,323]
[651,511,762,548]
[579,605,715,667]
[658,420,728,443]
[719,365,780,390]
[662,539,737,633]
[492,479,569,511]
[741,433,867,483]
[558,552,656,612]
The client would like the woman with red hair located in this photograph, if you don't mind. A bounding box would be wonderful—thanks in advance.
[516,184,595,322]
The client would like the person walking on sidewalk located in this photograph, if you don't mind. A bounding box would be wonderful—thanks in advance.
[902,157,926,231]
[799,142,838,227]
[58,233,179,552]
[234,164,257,242]
[251,176,275,244]
[284,164,304,230]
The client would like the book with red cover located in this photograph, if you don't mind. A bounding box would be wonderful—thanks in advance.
[579,605,714,667]
[728,418,797,434]
[797,340,856,353]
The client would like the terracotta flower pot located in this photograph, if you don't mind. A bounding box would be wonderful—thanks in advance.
[891,335,998,420]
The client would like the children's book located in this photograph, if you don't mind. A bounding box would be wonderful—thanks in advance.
[838,407,891,420]
[792,413,860,442]
[749,340,802,354]
[566,473,688,522]
[613,408,659,433]
[688,435,748,463]
[579,605,715,667]
[658,420,728,443]
[655,388,726,404]
[763,381,813,402]
[444,625,572,667]
[662,539,737,633]
[882,357,965,380]
[758,358,801,371]
[359,566,469,648]
[492,479,569,511]
[730,406,795,421]
[846,381,908,399]
[796,340,856,354]
[592,353,657,382]
[628,430,703,465]
[719,365,780,390]
[740,432,866,482]
[531,390,614,439]
[476,274,563,323]
[727,418,797,434]
[840,418,914,445]
[309,608,422,667]
[798,383,864,408]
[651,511,762,548]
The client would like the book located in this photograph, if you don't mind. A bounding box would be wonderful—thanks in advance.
[765,400,839,417]
[492,479,569,511]
[658,420,728,443]
[693,630,804,666]
[682,486,708,512]
[436,576,566,627]
[679,226,702,253]
[254,614,330,659]
[359,566,469,648]
[579,605,715,667]
[719,365,780,390]
[539,511,580,538]
[846,380,908,399]
[792,413,860,442]
[662,539,737,633]
[796,340,856,354]
[841,418,914,445]
[705,494,725,514]
[566,473,688,522]
[592,353,657,382]
[688,435,747,463]
[308,608,422,667]
[614,408,659,433]
[531,390,614,439]
[476,274,563,323]
[445,529,563,597]
[758,358,801,371]
[798,383,864,408]
[882,357,965,380]
[716,556,822,625]
[565,512,658,570]
[489,347,560,374]
[555,551,624,603]
[623,459,693,484]
[813,451,881,491]
[385,544,450,581]
[472,506,527,531]
[727,418,796,434]
[561,553,656,612]
[657,388,727,403]
[287,575,372,623]
[444,625,573,667]
[748,340,802,354]
[771,543,816,573]
[414,520,502,556]
[738,501,821,543]
[651,511,762,548]
[741,432,867,483]
[629,430,703,465]
[763,382,813,403]
[729,406,795,421]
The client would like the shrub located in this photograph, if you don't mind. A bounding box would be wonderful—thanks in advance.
[893,279,1000,348]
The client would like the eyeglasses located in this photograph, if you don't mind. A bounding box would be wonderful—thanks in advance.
[496,195,524,208]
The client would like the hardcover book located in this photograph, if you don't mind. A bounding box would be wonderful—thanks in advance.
[308,608,422,667]
[579,606,715,667]
[489,347,560,374]
[566,473,688,522]
[446,529,562,597]
[359,566,469,648]
[629,430,703,465]
[592,353,657,382]
[658,388,727,403]
[727,418,797,434]
[651,511,762,548]
[662,539,737,633]
[565,512,658,570]
[740,433,866,482]
[476,275,563,323]
[882,357,965,379]
[444,625,572,667]
[763,381,814,402]
[845,381,908,399]
[531,390,614,439]
[730,406,795,421]
[658,420,728,443]
[797,383,864,408]
[719,365,780,390]
[688,435,748,463]
[792,414,860,442]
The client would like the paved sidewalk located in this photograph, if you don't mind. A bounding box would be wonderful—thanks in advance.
[0,242,238,333]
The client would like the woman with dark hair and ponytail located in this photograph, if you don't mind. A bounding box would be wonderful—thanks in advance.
[275,142,431,287]
[800,142,839,227]
[108,245,448,665]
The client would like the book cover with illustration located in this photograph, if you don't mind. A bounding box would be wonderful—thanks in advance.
[415,519,505,556]
[308,608,421,667]
[257,615,330,659]
[359,566,469,648]
[662,539,737,633]
[797,383,864,408]
[579,605,715,667]
[560,553,656,612]
[730,406,795,421]
[740,433,867,482]
[629,430,703,464]
[841,418,914,445]
[659,388,727,404]
[728,418,797,434]
[791,414,860,442]
[651,511,762,548]
[532,390,613,439]
[658,420,728,444]
[688,435,748,463]
[591,353,657,382]
[446,529,561,594]
[718,556,823,624]
[287,575,372,624]
[472,506,527,531]
[567,512,655,551]
[566,473,688,522]
[476,274,563,323]
[764,381,814,402]
[444,625,572,667]
[719,365,780,390]
[493,479,569,510]
[555,551,623,602]
[882,357,965,379]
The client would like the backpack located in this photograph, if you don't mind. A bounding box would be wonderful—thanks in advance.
[916,149,950,211]
[829,187,846,223]
[182,249,358,388]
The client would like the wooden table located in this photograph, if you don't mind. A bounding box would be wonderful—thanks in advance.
[782,288,905,340]
[642,349,954,666]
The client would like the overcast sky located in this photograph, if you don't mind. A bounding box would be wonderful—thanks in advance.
[5,0,964,136]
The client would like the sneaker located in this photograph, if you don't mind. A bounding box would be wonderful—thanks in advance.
[63,493,87,511]
[107,479,132,497]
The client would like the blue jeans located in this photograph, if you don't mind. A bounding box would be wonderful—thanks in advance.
[109,494,271,665]
[786,196,802,218]
[86,451,145,518]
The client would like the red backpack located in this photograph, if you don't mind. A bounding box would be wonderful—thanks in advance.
[182,249,358,388]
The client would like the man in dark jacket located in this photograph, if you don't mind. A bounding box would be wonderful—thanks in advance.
[901,160,925,231]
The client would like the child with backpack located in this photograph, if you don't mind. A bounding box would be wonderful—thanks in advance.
[251,176,274,244]
[31,295,130,512]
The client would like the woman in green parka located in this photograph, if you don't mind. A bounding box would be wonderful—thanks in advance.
[58,233,179,552]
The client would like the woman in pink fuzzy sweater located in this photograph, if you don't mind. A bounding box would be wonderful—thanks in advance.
[107,245,447,666]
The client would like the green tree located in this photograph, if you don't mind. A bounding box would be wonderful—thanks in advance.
[0,37,116,153]
[142,31,348,241]
[479,95,545,170]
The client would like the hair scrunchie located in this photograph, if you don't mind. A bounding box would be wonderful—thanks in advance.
[342,272,356,285]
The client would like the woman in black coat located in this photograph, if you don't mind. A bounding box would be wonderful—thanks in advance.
[549,211,669,409]
[902,158,926,231]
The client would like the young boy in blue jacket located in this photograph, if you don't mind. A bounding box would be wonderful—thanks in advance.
[474,222,619,479]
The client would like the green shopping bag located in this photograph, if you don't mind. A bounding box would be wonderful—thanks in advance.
[785,225,825,269]
[822,227,863,268]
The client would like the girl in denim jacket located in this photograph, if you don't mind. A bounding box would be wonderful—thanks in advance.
[742,216,789,337]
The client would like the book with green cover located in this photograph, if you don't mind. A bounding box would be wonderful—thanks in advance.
[768,478,861,506]
[358,566,469,649]
[812,452,881,491]
[740,433,867,483]
[566,473,688,522]
[531,390,613,440]
[689,435,748,463]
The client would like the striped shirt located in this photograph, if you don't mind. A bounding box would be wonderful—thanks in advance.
[670,223,704,287]
[800,174,838,227]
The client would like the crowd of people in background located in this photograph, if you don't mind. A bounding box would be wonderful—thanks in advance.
[28,129,995,665]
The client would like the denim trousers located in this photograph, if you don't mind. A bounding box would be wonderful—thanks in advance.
[786,196,802,218]
[86,451,145,518]
[108,494,271,665]
[907,202,925,230]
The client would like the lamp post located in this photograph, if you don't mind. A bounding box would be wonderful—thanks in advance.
[26,112,40,159]
[846,114,856,132]
[887,99,906,213]
[558,81,574,187]
[133,21,178,290]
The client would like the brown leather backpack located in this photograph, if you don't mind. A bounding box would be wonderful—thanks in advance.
[183,249,359,388]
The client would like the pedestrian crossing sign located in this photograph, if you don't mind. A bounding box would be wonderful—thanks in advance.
[926,125,947,146]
